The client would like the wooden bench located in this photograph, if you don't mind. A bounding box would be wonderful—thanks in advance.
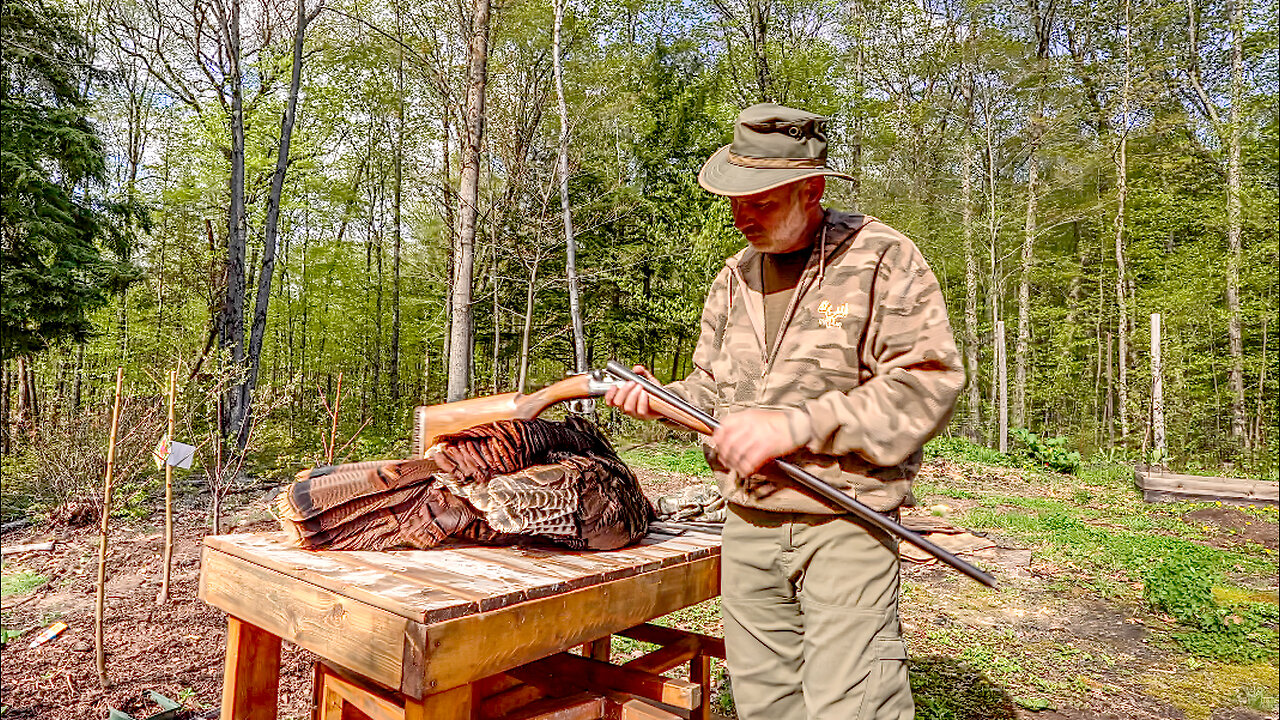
[199,525,722,719]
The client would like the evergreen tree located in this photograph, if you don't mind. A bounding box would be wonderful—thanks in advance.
[0,0,143,360]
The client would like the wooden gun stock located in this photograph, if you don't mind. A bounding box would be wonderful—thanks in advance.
[412,374,607,457]
[409,369,715,458]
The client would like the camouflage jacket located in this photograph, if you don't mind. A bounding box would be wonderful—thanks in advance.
[667,209,964,514]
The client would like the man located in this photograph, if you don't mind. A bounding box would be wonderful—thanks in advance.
[605,103,964,719]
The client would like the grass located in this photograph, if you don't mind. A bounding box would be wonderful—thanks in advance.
[0,569,47,646]
[1,569,46,596]
[909,438,1279,717]
[1142,661,1279,720]
[619,444,712,476]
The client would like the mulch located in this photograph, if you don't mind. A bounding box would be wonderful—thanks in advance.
[0,510,317,720]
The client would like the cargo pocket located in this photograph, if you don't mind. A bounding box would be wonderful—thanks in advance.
[857,637,912,720]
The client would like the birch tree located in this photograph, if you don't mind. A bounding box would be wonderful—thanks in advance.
[446,0,492,401]
[1183,0,1248,444]
[552,0,586,374]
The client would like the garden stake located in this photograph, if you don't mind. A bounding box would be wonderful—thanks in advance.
[158,368,177,604]
[96,366,125,687]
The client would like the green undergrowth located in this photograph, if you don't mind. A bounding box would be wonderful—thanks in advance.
[619,443,711,476]
[1144,554,1278,662]
[915,437,1278,716]
[1,568,47,597]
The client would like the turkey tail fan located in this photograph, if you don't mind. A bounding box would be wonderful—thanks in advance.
[281,474,482,551]
[276,458,437,523]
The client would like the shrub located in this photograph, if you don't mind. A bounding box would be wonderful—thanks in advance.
[0,397,164,520]
[1011,429,1081,474]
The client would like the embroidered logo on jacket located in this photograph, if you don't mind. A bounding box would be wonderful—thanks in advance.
[817,300,850,329]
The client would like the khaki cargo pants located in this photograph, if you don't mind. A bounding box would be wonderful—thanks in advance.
[721,504,913,720]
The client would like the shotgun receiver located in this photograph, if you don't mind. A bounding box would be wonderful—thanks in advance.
[410,371,622,457]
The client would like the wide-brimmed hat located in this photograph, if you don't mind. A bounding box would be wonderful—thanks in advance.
[698,103,855,197]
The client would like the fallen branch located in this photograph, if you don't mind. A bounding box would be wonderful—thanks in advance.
[0,518,32,535]
[1,541,55,555]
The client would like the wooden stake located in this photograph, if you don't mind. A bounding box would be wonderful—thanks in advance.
[158,368,177,604]
[96,367,124,687]
[1151,313,1165,463]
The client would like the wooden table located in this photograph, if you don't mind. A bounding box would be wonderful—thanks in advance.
[199,525,722,720]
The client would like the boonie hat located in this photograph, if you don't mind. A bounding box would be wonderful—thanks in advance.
[698,103,855,197]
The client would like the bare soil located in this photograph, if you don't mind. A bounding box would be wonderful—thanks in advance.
[1183,507,1278,552]
[1,463,1276,720]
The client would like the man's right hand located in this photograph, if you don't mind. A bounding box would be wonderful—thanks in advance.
[604,365,665,420]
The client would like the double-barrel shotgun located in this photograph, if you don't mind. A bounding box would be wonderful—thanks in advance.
[410,363,997,587]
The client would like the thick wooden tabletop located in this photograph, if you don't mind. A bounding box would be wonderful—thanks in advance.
[199,525,721,698]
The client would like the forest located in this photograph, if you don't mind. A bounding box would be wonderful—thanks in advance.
[2,0,1277,518]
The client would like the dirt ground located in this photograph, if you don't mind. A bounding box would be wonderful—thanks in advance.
[1,464,1276,720]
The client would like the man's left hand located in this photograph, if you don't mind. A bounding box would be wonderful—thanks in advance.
[712,409,807,477]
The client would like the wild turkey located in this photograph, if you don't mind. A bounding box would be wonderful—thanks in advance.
[276,417,654,552]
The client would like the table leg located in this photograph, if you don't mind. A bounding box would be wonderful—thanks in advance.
[403,683,472,720]
[582,636,611,662]
[221,616,281,720]
[689,655,711,720]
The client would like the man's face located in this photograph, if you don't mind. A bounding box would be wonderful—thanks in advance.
[730,179,821,254]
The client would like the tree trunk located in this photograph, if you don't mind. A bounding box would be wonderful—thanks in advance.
[376,231,385,408]
[447,0,492,401]
[1,362,9,453]
[95,367,124,687]
[390,41,404,406]
[421,338,432,405]
[984,111,1000,441]
[1114,1,1131,443]
[1016,133,1037,430]
[848,0,864,202]
[157,369,176,604]
[1224,0,1246,443]
[491,243,501,393]
[219,0,247,443]
[962,134,981,441]
[15,356,29,431]
[1255,316,1267,449]
[1105,331,1114,446]
[996,320,1008,453]
[518,257,539,394]
[235,0,312,448]
[74,342,84,412]
[440,117,453,397]
[553,0,587,375]
[748,0,773,101]
[117,288,129,362]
